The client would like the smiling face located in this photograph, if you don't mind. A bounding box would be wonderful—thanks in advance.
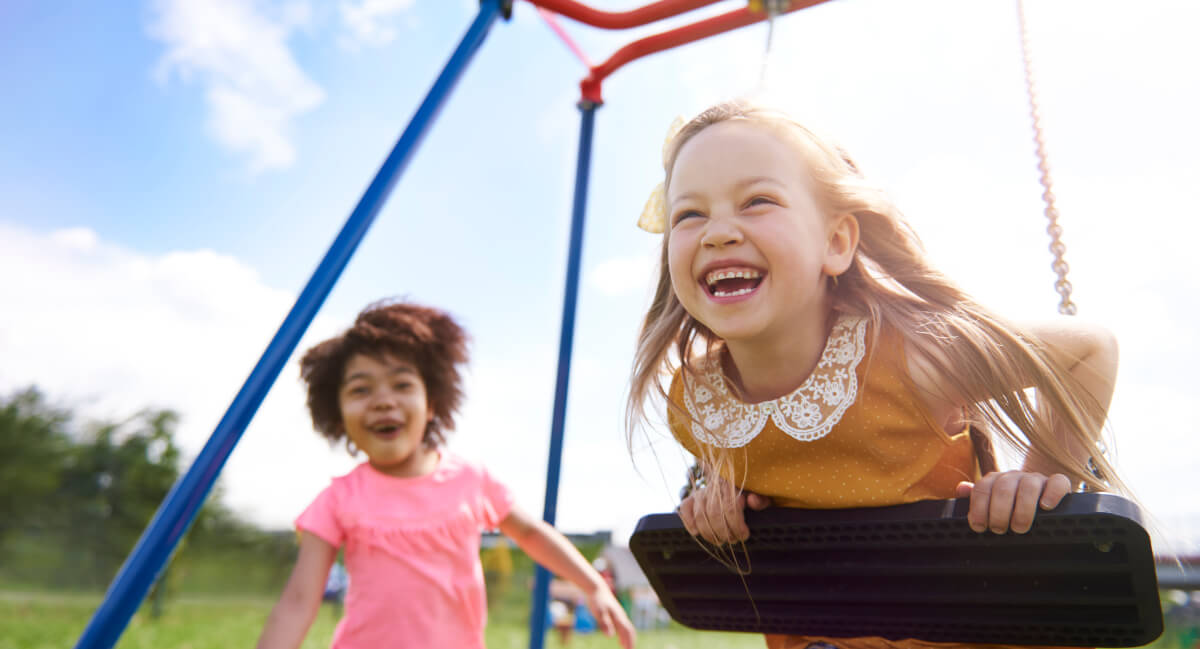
[338,353,437,477]
[666,120,844,349]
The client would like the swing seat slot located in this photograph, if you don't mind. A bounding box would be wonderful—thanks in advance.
[629,493,1162,646]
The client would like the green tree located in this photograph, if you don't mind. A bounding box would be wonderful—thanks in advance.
[0,386,300,597]
[0,387,70,542]
[57,409,183,588]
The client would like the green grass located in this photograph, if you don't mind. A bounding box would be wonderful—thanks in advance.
[0,592,338,649]
[5,589,1194,649]
[0,591,762,649]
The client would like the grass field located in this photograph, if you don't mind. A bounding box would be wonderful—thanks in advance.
[5,590,1195,649]
[0,591,764,649]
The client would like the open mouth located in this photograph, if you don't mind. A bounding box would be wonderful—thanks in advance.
[704,268,764,298]
[369,422,403,438]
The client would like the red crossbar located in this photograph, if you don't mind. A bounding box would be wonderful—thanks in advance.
[579,0,833,102]
[525,0,726,30]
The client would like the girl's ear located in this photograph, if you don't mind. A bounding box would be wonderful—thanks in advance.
[823,212,860,276]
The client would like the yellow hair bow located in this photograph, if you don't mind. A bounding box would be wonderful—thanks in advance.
[636,116,687,234]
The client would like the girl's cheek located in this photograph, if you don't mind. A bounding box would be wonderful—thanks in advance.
[666,258,690,293]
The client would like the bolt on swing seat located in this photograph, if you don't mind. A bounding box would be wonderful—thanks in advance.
[629,493,1163,647]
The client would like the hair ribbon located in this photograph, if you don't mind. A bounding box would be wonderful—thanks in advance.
[637,116,687,234]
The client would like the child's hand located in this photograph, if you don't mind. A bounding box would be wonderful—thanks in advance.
[678,475,772,545]
[956,471,1072,534]
[586,586,636,649]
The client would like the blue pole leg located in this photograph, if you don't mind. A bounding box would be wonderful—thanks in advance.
[528,100,599,649]
[72,3,505,648]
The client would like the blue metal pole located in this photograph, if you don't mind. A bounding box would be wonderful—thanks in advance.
[528,99,599,649]
[73,4,505,648]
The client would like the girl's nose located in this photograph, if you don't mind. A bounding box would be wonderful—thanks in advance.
[701,214,743,248]
[371,389,399,408]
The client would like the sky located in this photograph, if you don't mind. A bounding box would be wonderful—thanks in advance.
[1,0,1198,553]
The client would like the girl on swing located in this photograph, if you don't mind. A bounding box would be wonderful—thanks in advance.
[627,100,1129,649]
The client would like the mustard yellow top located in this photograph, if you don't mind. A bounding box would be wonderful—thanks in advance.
[668,315,979,507]
[667,315,1069,649]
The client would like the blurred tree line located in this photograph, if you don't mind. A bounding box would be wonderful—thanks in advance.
[0,386,297,597]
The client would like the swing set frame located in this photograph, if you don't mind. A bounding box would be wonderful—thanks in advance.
[71,2,827,648]
[71,2,1126,648]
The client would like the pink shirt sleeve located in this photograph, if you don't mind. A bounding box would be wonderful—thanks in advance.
[478,464,516,530]
[295,484,344,548]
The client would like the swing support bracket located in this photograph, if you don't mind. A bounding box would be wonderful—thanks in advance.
[526,0,834,103]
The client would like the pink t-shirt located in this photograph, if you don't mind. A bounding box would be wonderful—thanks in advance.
[297,452,515,649]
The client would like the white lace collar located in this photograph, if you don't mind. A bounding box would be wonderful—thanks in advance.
[681,315,868,448]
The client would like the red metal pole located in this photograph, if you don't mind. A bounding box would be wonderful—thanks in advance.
[578,0,834,102]
[523,0,724,30]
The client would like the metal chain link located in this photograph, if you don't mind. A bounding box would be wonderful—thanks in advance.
[1017,0,1076,316]
[757,0,788,91]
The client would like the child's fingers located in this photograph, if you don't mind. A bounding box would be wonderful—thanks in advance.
[678,495,699,537]
[1009,474,1047,534]
[1040,474,1071,509]
[693,497,722,545]
[600,609,615,638]
[966,472,997,532]
[681,490,719,541]
[592,601,611,633]
[694,488,723,544]
[985,472,1021,533]
[613,604,636,649]
[955,481,973,499]
[679,481,751,545]
[701,490,736,544]
[746,492,772,511]
[729,492,750,542]
[592,595,635,649]
[971,471,1066,534]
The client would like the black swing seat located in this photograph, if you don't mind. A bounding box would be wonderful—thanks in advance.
[629,493,1162,647]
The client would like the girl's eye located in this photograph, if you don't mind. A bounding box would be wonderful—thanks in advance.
[394,381,412,391]
[746,195,775,208]
[347,386,370,397]
[672,209,703,226]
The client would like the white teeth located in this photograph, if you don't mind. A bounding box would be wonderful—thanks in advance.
[712,287,756,297]
[704,269,762,286]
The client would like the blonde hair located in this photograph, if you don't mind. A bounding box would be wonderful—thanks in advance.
[627,100,1126,498]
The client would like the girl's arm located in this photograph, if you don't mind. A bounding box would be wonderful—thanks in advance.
[1020,317,1119,472]
[256,532,338,649]
[926,317,1119,534]
[499,506,636,649]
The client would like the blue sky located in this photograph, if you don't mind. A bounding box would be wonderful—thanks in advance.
[2,0,1199,551]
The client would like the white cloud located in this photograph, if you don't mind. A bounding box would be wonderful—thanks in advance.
[339,0,417,48]
[0,223,676,537]
[0,222,353,528]
[49,227,100,252]
[149,0,325,172]
[587,254,656,298]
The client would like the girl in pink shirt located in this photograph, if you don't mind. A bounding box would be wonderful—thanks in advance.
[256,300,635,649]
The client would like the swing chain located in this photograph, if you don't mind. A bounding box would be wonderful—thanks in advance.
[756,0,787,90]
[1017,0,1076,316]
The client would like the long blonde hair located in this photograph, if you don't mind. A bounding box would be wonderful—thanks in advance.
[627,100,1125,497]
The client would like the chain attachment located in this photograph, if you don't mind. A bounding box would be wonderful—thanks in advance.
[753,0,788,91]
[1017,0,1076,316]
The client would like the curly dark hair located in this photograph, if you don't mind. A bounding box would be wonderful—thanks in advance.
[299,299,469,449]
